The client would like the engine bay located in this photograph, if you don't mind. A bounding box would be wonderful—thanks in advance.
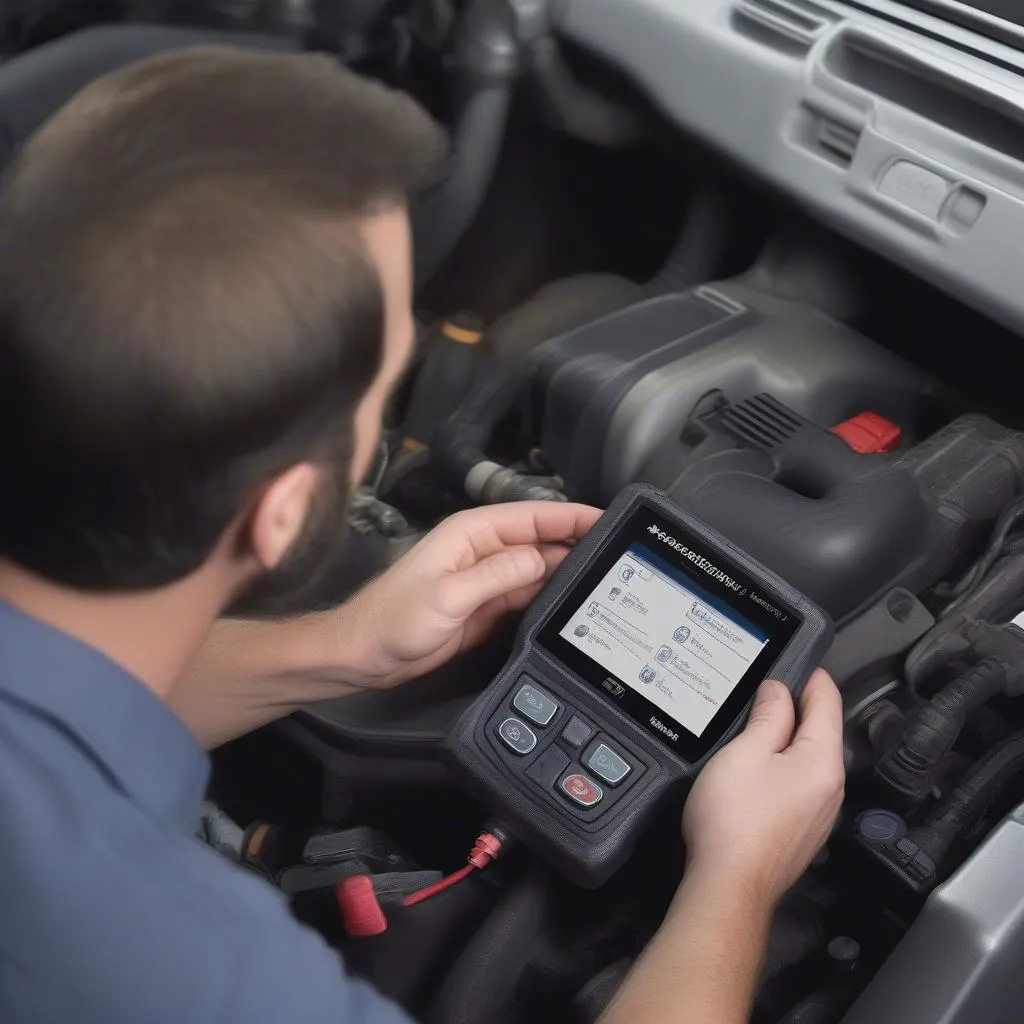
[240,251,1024,1024]
[8,0,1024,1021]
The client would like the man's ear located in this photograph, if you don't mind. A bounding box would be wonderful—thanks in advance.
[247,462,319,570]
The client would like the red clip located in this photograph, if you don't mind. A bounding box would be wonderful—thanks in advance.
[335,875,388,937]
[829,411,901,454]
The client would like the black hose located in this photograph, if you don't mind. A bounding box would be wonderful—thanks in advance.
[877,657,1009,799]
[776,990,848,1024]
[939,541,1024,622]
[427,868,553,1024]
[432,363,527,488]
[413,86,513,284]
[909,729,1024,866]
[934,495,1024,603]
[642,186,736,296]
[907,544,1024,691]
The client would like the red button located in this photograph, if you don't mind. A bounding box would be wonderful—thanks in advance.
[560,773,604,807]
[829,412,901,454]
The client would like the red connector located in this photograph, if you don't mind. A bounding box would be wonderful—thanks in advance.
[830,411,901,454]
[402,830,507,907]
[335,874,388,937]
[468,831,504,868]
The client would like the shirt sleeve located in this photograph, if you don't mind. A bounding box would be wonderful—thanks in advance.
[228,903,413,1024]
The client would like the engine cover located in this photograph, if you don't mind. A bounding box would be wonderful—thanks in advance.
[531,283,1024,621]
[533,282,948,505]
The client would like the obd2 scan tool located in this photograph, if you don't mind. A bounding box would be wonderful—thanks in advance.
[445,485,833,886]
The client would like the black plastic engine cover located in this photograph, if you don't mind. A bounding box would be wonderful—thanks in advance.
[528,282,1024,622]
[643,401,1024,622]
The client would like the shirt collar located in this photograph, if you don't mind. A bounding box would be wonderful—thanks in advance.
[0,600,209,833]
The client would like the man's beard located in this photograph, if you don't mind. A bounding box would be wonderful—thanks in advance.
[226,460,352,619]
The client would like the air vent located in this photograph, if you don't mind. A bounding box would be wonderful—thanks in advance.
[816,116,863,163]
[733,0,834,53]
[718,394,806,451]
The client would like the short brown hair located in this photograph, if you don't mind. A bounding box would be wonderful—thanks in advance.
[0,46,445,589]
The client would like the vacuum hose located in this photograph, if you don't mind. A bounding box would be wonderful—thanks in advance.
[877,657,1010,800]
[909,729,1024,867]
[412,0,522,284]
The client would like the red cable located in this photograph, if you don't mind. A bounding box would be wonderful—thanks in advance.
[402,864,476,907]
[402,830,505,907]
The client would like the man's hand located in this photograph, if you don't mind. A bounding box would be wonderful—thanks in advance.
[599,669,844,1024]
[173,501,601,748]
[340,502,602,687]
[682,668,845,906]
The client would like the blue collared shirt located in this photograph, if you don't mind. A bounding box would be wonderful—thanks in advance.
[0,600,410,1023]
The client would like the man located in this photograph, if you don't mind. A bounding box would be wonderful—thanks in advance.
[0,46,844,1024]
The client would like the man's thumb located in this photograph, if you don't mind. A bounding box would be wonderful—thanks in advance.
[441,546,546,619]
[742,680,796,753]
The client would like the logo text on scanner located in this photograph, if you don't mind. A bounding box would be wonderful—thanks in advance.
[646,525,746,594]
[649,716,680,742]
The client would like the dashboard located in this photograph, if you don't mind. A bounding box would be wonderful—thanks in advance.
[553,0,1024,335]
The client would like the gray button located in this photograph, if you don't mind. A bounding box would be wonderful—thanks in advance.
[878,160,950,220]
[513,682,558,726]
[585,742,631,785]
[498,717,537,755]
[943,187,986,232]
[561,715,593,748]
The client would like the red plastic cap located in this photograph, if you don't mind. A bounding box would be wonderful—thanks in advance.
[335,875,388,937]
[829,411,901,454]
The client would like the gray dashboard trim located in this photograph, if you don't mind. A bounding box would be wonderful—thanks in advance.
[555,0,1024,335]
[882,0,1024,52]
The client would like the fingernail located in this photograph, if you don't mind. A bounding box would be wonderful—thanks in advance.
[518,548,545,578]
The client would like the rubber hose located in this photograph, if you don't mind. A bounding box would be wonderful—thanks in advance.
[413,87,513,284]
[776,990,847,1024]
[432,365,525,487]
[879,657,1008,797]
[427,869,553,1024]
[643,186,736,296]
[929,657,1007,724]
[910,729,1024,866]
[906,545,1024,691]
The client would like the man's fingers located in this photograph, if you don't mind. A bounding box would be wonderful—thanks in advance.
[446,503,603,557]
[787,670,845,776]
[741,680,796,754]
[792,670,844,745]
[435,545,546,621]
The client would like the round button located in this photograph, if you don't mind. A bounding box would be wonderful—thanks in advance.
[559,772,603,808]
[856,809,903,844]
[828,936,861,963]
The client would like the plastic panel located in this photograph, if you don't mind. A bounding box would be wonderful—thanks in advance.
[600,282,944,500]
[554,0,1024,335]
[841,801,1024,1024]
